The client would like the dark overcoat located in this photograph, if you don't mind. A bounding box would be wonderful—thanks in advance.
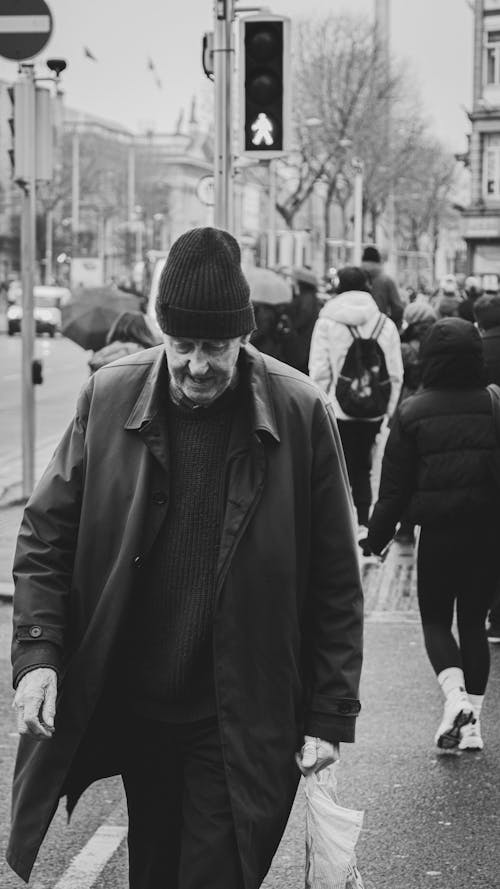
[8,344,363,886]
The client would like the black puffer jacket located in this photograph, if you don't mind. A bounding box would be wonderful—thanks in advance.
[368,318,500,554]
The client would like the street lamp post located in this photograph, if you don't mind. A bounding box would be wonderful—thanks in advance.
[339,139,364,266]
[352,158,364,266]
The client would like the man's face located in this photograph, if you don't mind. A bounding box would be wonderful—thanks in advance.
[163,334,247,406]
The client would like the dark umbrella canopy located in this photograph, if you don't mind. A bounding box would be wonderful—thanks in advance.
[61,288,141,351]
[243,266,292,305]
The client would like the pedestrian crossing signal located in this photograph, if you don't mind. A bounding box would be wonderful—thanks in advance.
[251,112,275,147]
[239,14,291,158]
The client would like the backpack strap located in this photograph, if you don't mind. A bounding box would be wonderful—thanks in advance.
[488,384,500,446]
[371,313,387,340]
[347,325,360,340]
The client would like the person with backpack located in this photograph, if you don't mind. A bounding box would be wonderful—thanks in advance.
[309,266,403,535]
[364,319,500,751]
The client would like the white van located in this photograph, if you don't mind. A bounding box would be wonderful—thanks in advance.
[7,285,71,337]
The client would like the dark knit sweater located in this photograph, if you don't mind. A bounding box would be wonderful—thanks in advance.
[127,385,236,722]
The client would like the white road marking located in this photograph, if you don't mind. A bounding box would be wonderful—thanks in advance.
[53,814,127,889]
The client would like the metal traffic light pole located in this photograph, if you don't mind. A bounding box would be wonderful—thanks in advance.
[213,0,234,231]
[19,65,37,498]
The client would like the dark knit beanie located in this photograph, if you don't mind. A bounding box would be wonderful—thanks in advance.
[156,227,255,338]
[362,245,381,263]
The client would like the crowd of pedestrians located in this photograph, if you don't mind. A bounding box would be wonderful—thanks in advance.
[308,262,500,754]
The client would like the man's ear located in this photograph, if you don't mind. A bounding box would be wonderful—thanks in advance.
[241,333,252,345]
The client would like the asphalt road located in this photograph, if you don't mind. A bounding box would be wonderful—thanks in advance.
[0,603,498,889]
[0,335,90,497]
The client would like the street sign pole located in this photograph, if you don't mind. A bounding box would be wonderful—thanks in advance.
[19,64,36,498]
[213,0,234,231]
[1,0,54,497]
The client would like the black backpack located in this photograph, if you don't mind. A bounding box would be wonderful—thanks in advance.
[336,314,391,418]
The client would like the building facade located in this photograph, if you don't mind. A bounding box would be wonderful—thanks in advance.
[462,0,500,280]
[0,86,267,287]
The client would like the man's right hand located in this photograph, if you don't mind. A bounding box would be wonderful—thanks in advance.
[13,667,58,740]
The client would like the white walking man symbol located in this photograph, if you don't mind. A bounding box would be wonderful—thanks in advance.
[251,113,275,147]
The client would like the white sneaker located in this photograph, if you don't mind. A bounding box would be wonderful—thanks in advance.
[435,695,474,750]
[357,524,369,541]
[459,720,483,751]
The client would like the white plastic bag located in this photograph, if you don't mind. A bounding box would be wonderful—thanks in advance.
[304,763,365,889]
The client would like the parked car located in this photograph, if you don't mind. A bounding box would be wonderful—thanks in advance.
[7,285,71,337]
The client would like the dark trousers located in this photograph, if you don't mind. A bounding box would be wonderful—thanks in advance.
[122,716,244,889]
[417,525,500,695]
[337,419,382,526]
[489,583,500,628]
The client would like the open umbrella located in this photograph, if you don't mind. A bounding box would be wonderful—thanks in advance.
[243,266,292,305]
[61,288,141,351]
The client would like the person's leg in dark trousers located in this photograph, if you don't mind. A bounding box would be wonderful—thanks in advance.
[418,526,499,691]
[122,717,244,889]
[487,581,500,639]
[417,528,462,673]
[417,525,500,748]
[178,718,244,889]
[455,526,500,694]
[337,420,381,526]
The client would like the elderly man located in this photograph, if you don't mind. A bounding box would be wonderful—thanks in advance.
[8,227,363,889]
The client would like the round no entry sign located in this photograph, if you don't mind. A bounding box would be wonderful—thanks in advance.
[0,0,53,62]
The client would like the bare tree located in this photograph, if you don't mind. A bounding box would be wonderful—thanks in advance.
[276,13,400,253]
[394,137,458,277]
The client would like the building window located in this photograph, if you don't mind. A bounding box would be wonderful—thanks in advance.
[485,30,500,84]
[484,134,500,198]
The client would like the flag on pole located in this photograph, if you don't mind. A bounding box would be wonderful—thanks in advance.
[84,46,97,61]
[147,56,162,90]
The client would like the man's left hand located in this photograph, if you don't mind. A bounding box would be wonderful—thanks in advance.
[296,735,339,775]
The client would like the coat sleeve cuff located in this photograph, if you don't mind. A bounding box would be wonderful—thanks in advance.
[305,712,357,744]
[12,643,61,689]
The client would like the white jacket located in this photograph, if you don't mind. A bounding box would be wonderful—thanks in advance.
[308,291,403,421]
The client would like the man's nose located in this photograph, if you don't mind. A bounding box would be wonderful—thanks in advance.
[188,350,210,376]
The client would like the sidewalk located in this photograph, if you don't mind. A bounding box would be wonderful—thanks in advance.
[0,436,62,601]
[0,502,24,599]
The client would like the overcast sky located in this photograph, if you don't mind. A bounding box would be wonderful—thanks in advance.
[0,0,473,152]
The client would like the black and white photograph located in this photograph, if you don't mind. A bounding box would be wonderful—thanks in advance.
[0,0,499,887]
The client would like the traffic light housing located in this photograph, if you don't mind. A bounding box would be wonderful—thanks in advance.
[35,87,53,181]
[239,14,291,158]
[7,78,35,187]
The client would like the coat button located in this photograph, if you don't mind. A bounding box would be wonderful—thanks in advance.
[339,702,352,714]
[29,626,42,638]
[132,555,144,569]
[152,490,167,505]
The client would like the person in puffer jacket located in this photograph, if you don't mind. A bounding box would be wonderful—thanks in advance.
[309,266,403,533]
[367,317,500,752]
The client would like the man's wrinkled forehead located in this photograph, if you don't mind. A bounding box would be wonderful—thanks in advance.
[168,335,241,348]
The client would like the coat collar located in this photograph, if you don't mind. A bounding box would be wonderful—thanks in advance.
[483,325,500,339]
[124,343,280,443]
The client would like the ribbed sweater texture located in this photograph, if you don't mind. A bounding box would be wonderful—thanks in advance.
[128,388,235,722]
